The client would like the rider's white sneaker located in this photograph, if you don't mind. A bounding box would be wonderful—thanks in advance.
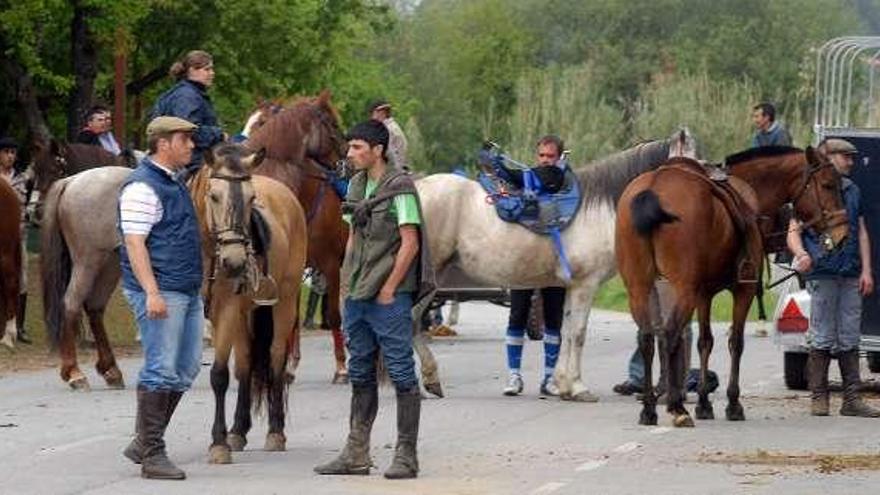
[503,373,524,396]
[539,377,560,397]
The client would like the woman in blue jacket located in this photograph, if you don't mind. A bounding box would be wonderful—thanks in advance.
[151,50,225,177]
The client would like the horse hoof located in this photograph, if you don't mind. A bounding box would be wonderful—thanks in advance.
[68,375,91,392]
[570,390,600,403]
[0,335,14,349]
[227,433,247,451]
[725,404,746,421]
[639,410,658,426]
[102,368,125,389]
[209,445,232,464]
[424,381,444,398]
[332,371,349,385]
[673,414,695,428]
[695,405,715,420]
[264,433,286,452]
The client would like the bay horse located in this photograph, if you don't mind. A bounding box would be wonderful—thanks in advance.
[615,146,849,427]
[243,90,349,383]
[0,179,22,348]
[30,139,134,223]
[412,130,695,400]
[192,144,307,463]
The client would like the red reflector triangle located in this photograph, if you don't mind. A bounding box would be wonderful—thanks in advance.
[781,299,804,319]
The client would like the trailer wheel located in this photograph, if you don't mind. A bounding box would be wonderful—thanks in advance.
[868,352,880,373]
[784,351,809,390]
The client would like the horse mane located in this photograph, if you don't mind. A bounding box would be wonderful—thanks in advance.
[724,146,802,167]
[246,91,342,164]
[576,139,671,208]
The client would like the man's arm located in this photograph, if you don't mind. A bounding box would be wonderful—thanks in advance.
[377,225,419,304]
[124,234,167,319]
[787,218,812,273]
[859,216,874,295]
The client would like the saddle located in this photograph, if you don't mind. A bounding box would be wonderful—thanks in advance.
[248,206,277,305]
[477,167,583,235]
[661,160,763,284]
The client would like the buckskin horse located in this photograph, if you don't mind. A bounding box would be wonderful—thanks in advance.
[615,146,848,427]
[191,144,307,463]
[412,130,696,400]
[0,178,22,348]
[243,90,350,383]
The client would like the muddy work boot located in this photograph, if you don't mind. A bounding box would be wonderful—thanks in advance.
[384,386,421,479]
[314,385,379,475]
[140,391,186,480]
[123,387,147,464]
[808,349,831,416]
[838,350,880,418]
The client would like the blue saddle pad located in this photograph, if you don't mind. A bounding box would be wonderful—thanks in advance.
[477,168,582,235]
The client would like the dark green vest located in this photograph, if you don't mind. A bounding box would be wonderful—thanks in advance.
[343,169,419,301]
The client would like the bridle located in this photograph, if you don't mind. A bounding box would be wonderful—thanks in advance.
[789,159,847,234]
[205,171,255,295]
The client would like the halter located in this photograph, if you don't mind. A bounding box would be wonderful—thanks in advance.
[205,171,258,297]
[789,159,847,235]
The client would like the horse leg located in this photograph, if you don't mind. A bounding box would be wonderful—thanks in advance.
[86,261,123,389]
[324,264,348,384]
[415,330,443,398]
[629,282,658,425]
[229,328,253,451]
[725,286,753,421]
[555,279,601,402]
[694,296,715,420]
[59,263,101,390]
[266,302,294,452]
[663,296,695,428]
[208,331,234,464]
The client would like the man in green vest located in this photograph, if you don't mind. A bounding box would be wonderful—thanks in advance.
[315,119,429,479]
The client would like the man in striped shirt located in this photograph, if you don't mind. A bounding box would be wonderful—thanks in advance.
[118,116,204,480]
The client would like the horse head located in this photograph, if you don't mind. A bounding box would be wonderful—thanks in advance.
[203,144,264,284]
[302,89,346,172]
[793,146,849,249]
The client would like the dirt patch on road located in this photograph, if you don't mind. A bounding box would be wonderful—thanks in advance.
[699,449,880,474]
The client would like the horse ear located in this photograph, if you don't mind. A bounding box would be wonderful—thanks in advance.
[204,147,215,166]
[318,89,332,106]
[246,148,266,170]
[805,145,818,164]
[50,139,64,157]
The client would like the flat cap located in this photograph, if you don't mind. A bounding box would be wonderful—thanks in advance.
[822,138,859,155]
[0,136,18,150]
[146,116,197,136]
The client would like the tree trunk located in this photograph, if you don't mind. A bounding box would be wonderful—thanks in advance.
[2,56,52,145]
[66,0,99,142]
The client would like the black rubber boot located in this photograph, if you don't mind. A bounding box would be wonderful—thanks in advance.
[16,294,31,344]
[140,391,186,480]
[838,350,880,418]
[384,386,421,479]
[304,290,321,329]
[808,349,831,416]
[123,386,147,464]
[314,385,379,475]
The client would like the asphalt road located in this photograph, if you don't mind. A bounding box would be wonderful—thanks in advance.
[1,303,879,495]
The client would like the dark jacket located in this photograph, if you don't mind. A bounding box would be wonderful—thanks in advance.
[803,178,862,279]
[150,79,224,169]
[118,158,203,294]
[76,129,100,146]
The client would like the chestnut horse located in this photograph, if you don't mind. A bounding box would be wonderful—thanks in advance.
[0,179,22,348]
[244,91,349,383]
[615,146,849,427]
[191,145,307,463]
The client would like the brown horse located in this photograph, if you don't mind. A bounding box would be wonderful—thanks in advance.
[30,139,133,223]
[615,146,849,427]
[244,90,349,383]
[0,179,22,348]
[190,144,307,463]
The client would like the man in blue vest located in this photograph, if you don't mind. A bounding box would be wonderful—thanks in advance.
[788,138,880,418]
[118,116,204,480]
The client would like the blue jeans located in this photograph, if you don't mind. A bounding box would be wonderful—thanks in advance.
[808,278,862,353]
[123,289,204,392]
[344,293,417,391]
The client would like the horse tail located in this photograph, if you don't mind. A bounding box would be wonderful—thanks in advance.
[41,179,73,347]
[250,305,276,414]
[630,189,679,237]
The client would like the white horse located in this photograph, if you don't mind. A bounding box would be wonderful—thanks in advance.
[413,130,696,401]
